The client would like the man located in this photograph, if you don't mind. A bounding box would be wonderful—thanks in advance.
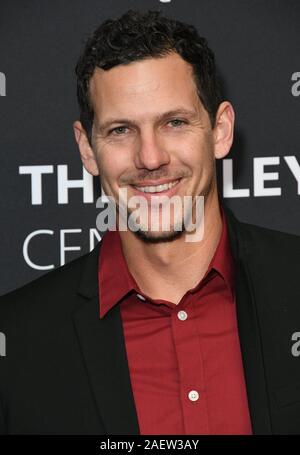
[0,9,300,435]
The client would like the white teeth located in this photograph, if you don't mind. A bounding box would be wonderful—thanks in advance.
[134,179,180,193]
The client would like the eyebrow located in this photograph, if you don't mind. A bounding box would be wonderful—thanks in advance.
[96,108,198,133]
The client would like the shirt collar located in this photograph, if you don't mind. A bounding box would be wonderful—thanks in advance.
[208,203,235,301]
[98,203,235,319]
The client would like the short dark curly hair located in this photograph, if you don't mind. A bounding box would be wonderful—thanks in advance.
[75,9,223,145]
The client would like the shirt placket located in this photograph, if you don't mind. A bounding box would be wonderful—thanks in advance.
[170,296,210,434]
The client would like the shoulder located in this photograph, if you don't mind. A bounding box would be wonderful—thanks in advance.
[233,217,300,296]
[223,204,300,264]
[237,218,300,257]
[0,241,102,327]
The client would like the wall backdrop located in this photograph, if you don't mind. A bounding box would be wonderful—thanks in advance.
[0,0,299,296]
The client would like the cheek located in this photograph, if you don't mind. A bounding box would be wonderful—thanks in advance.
[178,139,208,168]
[100,154,129,187]
[178,139,215,187]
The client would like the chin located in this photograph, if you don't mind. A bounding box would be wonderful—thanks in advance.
[132,224,185,244]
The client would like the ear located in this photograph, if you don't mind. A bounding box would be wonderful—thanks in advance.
[73,120,99,176]
[213,101,235,159]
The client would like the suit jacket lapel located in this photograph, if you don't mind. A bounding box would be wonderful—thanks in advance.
[72,240,140,435]
[223,204,273,434]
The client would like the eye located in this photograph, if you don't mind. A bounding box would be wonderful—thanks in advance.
[109,126,128,135]
[168,119,186,127]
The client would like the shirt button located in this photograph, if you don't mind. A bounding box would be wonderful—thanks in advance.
[136,293,146,301]
[188,390,199,402]
[177,310,188,321]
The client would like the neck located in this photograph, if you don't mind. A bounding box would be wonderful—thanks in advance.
[118,189,223,304]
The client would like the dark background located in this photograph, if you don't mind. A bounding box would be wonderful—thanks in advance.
[0,0,299,295]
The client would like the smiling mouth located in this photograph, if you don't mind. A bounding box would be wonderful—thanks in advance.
[131,179,181,194]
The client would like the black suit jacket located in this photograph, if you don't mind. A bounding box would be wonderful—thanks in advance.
[0,204,300,435]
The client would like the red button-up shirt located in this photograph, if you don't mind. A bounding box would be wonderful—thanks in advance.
[98,205,253,435]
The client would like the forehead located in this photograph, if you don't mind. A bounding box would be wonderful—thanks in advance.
[89,52,201,118]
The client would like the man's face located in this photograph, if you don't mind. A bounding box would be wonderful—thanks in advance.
[87,52,219,242]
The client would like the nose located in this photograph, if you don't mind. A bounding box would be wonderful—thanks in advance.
[134,129,170,170]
